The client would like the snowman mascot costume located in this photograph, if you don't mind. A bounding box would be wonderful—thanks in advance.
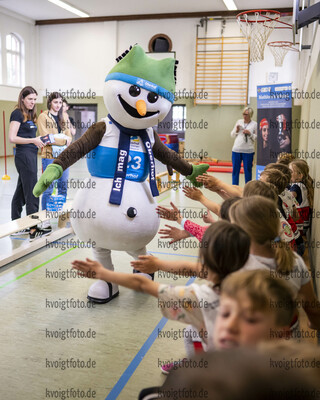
[34,45,208,303]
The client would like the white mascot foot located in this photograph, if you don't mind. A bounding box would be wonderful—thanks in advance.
[133,270,155,281]
[87,280,119,304]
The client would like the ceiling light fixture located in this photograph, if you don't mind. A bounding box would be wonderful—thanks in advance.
[222,0,237,11]
[48,0,89,18]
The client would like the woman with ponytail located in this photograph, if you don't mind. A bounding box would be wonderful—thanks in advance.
[229,195,320,332]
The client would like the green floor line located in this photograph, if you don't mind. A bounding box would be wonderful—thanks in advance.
[158,193,171,203]
[0,247,76,290]
[0,189,173,291]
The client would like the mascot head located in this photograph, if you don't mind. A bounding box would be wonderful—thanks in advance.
[104,44,177,129]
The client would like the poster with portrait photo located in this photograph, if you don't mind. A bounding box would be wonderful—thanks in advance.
[257,108,292,166]
[256,83,292,179]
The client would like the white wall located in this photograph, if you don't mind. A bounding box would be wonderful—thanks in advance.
[35,16,300,100]
[0,12,306,102]
[117,18,197,94]
[38,21,117,97]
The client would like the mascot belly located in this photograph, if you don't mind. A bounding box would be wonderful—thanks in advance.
[71,178,159,251]
[70,118,159,251]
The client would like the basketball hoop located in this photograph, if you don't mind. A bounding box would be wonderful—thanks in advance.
[268,41,299,67]
[237,10,281,62]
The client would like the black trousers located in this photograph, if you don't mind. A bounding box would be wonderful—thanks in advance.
[11,150,39,220]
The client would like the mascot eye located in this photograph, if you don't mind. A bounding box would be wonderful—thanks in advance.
[127,207,137,218]
[147,92,158,103]
[129,85,141,97]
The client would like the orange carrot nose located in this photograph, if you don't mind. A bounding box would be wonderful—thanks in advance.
[136,100,147,116]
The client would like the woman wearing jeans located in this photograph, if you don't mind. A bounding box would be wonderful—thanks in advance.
[9,86,47,240]
[230,107,257,185]
[37,92,72,234]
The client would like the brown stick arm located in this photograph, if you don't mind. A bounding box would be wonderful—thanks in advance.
[152,130,192,176]
[53,121,106,170]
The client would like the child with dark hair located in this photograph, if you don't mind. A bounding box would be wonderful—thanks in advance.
[72,221,251,369]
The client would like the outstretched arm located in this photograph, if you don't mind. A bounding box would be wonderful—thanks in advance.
[183,187,220,216]
[72,258,160,297]
[196,173,243,197]
[130,254,201,277]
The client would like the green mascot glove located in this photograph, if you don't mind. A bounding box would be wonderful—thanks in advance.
[33,164,64,197]
[186,164,210,187]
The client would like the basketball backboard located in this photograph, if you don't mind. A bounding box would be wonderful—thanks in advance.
[293,0,320,35]
[293,0,320,50]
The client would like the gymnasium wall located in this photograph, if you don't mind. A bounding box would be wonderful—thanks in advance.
[0,10,306,159]
[298,25,320,294]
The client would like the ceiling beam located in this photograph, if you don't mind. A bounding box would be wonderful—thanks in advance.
[35,8,293,25]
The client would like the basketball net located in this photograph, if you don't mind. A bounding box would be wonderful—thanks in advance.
[237,11,280,62]
[268,41,299,67]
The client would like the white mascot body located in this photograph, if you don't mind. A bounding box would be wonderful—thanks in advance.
[72,48,173,302]
[33,45,209,303]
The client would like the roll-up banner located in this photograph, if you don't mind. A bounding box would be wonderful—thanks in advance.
[256,83,292,179]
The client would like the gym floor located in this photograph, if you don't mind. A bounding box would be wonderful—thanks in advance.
[2,156,315,399]
[0,156,248,400]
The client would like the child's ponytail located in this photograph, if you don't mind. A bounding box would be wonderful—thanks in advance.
[272,238,294,275]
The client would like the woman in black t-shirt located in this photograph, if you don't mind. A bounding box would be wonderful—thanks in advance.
[9,86,45,239]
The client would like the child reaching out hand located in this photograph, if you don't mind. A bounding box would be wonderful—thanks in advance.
[157,197,240,243]
[72,221,251,354]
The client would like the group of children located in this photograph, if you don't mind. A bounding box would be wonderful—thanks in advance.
[71,152,320,398]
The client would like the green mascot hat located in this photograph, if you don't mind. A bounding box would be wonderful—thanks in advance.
[105,44,177,103]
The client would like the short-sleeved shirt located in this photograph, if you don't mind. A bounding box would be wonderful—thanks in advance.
[244,253,310,297]
[10,109,37,153]
[158,282,220,350]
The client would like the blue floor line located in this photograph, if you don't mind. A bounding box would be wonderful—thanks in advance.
[105,276,196,399]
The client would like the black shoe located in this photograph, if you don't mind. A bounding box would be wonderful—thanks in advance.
[29,228,48,241]
[42,225,52,234]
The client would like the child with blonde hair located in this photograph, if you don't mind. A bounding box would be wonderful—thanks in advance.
[229,196,320,332]
[213,269,295,349]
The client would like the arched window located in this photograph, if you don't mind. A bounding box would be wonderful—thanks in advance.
[6,33,24,86]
